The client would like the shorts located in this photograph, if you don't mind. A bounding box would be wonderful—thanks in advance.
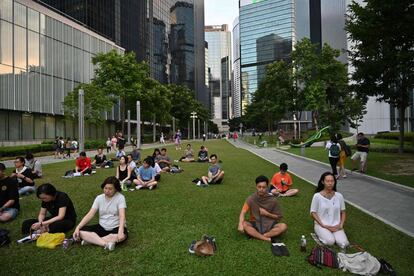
[1,208,19,219]
[81,224,128,242]
[249,220,278,235]
[351,151,368,163]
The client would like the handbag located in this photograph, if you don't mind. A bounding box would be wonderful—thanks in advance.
[36,232,65,249]
[193,235,217,256]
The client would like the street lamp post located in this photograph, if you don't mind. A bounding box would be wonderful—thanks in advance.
[78,89,84,152]
[136,101,141,149]
[127,110,131,145]
[190,111,197,140]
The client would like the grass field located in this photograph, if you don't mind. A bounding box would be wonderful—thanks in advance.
[1,140,413,275]
[285,147,414,188]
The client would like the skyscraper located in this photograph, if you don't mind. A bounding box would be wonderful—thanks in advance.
[205,24,231,130]
[232,17,242,118]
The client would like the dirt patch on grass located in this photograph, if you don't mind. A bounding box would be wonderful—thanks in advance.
[382,161,414,176]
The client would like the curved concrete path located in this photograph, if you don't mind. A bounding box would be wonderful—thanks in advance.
[229,139,414,238]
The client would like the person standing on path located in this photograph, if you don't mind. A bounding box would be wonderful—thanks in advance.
[310,172,349,249]
[325,136,341,178]
[160,132,165,144]
[351,132,370,173]
[336,134,349,178]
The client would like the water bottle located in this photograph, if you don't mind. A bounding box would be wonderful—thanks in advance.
[300,235,307,252]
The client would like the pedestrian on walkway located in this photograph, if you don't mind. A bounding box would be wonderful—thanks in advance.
[111,135,118,152]
[106,137,112,153]
[160,132,165,144]
[336,134,350,178]
[325,136,341,178]
[351,132,370,174]
[310,172,349,248]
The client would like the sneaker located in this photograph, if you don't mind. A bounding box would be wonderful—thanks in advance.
[128,188,135,191]
[196,181,201,186]
[343,174,347,178]
[149,185,154,190]
[136,185,143,190]
[84,173,90,176]
[104,242,116,251]
[92,170,96,174]
[188,240,197,254]
[81,240,89,246]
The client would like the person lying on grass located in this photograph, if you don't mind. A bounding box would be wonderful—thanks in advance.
[22,183,77,234]
[73,176,127,251]
[133,157,158,190]
[197,154,224,186]
[310,172,349,249]
[238,175,287,242]
[269,163,299,197]
[179,144,195,162]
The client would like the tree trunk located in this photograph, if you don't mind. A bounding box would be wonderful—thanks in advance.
[153,114,156,143]
[398,105,405,154]
[313,111,319,131]
[120,97,126,134]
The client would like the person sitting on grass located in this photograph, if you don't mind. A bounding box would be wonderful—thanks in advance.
[179,144,195,162]
[22,183,77,234]
[116,156,132,191]
[114,148,126,161]
[127,154,137,171]
[92,148,108,168]
[197,154,224,186]
[269,163,299,197]
[75,151,92,175]
[197,146,209,162]
[238,175,287,242]
[25,153,42,178]
[11,157,35,196]
[73,176,127,251]
[132,157,158,190]
[0,163,20,222]
[310,172,349,249]
[155,148,172,172]
[131,148,141,164]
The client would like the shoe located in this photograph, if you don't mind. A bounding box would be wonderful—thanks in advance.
[188,240,196,254]
[196,181,201,186]
[104,242,116,251]
[149,185,154,190]
[128,188,135,192]
[92,170,96,174]
[81,240,89,246]
[343,174,347,178]
[136,185,143,190]
[84,173,90,176]
[359,170,365,174]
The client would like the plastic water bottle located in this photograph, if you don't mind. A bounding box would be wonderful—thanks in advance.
[300,235,307,252]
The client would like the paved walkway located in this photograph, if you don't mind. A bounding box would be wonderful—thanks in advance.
[1,142,169,168]
[229,139,414,238]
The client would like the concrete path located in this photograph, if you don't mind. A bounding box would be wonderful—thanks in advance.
[229,139,414,238]
[1,142,169,168]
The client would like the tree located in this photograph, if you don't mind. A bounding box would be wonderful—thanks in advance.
[292,38,364,131]
[90,50,149,133]
[63,83,116,125]
[346,0,414,153]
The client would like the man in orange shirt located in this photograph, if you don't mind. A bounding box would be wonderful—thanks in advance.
[238,175,287,242]
[269,163,299,197]
[75,151,92,175]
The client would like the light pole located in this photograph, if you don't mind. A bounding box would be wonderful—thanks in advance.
[127,110,131,145]
[190,111,197,140]
[78,89,84,152]
[136,101,141,149]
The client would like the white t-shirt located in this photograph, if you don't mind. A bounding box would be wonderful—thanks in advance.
[310,192,345,227]
[92,192,127,231]
[128,161,137,170]
[154,163,161,174]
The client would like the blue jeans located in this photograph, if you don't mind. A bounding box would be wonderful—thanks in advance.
[18,186,36,196]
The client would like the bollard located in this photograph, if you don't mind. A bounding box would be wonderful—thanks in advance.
[300,146,305,156]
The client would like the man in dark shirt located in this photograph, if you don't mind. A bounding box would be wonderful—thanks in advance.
[351,132,370,173]
[92,148,107,168]
[117,132,126,150]
[197,146,209,162]
[10,157,35,196]
[0,163,20,222]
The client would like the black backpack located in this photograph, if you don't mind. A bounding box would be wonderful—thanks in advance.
[0,228,11,247]
[329,143,341,157]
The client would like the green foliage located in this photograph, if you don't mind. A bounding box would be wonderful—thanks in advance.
[346,0,414,152]
[374,132,414,143]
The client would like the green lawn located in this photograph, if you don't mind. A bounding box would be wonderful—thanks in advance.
[1,140,413,275]
[285,147,414,188]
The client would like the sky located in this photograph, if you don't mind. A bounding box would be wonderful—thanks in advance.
[204,0,239,29]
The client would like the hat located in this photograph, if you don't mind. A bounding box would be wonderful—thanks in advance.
[0,163,6,171]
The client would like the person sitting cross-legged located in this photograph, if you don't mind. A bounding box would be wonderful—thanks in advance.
[198,154,224,186]
[179,144,195,162]
[10,157,35,196]
[269,163,299,197]
[133,157,158,190]
[73,176,127,251]
[197,146,209,162]
[155,148,172,172]
[0,163,20,222]
[75,152,92,175]
[238,175,287,242]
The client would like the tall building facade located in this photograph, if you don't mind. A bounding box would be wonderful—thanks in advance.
[0,0,123,141]
[232,17,242,118]
[38,0,208,107]
[205,24,231,130]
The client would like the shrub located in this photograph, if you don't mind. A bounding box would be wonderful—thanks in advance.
[374,132,414,142]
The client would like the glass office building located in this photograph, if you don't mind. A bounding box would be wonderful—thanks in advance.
[0,0,123,141]
[232,16,242,118]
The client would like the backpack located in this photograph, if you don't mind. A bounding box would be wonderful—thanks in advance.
[329,143,340,157]
[308,246,339,268]
[0,228,11,247]
[378,258,396,276]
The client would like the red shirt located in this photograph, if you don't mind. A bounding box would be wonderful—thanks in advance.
[271,172,293,192]
[76,157,91,171]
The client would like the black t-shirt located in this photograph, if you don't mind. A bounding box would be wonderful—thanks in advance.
[118,137,126,148]
[0,177,20,210]
[14,167,35,188]
[94,154,107,165]
[357,137,370,153]
[41,191,77,222]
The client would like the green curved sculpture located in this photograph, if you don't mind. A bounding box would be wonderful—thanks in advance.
[290,126,331,148]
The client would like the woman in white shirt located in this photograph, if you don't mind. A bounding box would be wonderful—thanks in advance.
[73,176,127,251]
[310,172,349,248]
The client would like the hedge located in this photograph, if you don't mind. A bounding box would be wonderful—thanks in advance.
[0,139,106,158]
[374,132,414,142]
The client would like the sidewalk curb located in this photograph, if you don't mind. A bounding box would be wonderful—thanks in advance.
[229,140,414,238]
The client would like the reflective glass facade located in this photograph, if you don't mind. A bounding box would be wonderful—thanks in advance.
[232,17,242,118]
[240,0,294,104]
[0,0,122,140]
